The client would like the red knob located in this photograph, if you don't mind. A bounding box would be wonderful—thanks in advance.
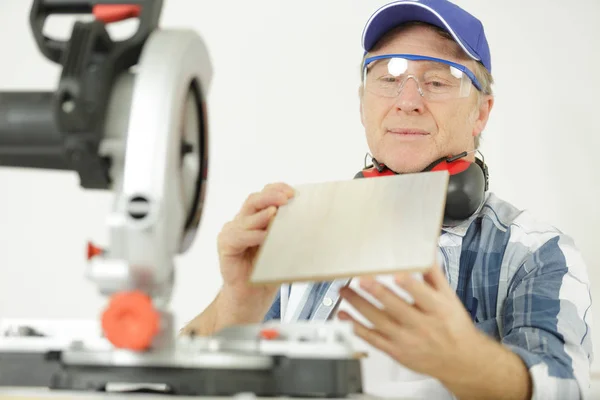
[101,291,160,351]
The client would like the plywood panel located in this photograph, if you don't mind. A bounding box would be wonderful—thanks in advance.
[249,171,449,284]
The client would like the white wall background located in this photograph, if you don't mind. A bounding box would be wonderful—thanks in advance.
[0,0,599,371]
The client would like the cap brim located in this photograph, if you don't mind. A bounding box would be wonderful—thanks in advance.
[361,2,480,63]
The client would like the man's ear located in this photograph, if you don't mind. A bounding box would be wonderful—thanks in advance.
[358,85,365,127]
[473,94,494,137]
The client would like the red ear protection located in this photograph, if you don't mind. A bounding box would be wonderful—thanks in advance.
[355,153,489,226]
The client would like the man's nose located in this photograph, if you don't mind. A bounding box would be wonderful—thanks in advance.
[394,77,425,114]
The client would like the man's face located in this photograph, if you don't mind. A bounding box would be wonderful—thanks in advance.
[359,25,493,173]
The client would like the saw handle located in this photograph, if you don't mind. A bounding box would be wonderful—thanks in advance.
[29,0,163,64]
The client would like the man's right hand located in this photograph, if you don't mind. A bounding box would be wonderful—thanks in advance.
[181,182,295,335]
[216,182,295,311]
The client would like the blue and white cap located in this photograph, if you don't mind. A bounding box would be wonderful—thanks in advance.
[362,0,492,73]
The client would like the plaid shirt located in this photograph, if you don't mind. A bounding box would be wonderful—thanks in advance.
[264,191,594,399]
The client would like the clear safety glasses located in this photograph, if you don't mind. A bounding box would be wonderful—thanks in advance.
[362,54,483,102]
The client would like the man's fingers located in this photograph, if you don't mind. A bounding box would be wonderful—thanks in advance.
[338,310,393,353]
[241,206,277,230]
[237,191,285,217]
[262,182,295,196]
[218,183,294,258]
[237,183,295,217]
[422,264,454,296]
[356,278,423,325]
[393,274,440,313]
[218,222,268,256]
[339,287,402,337]
[226,229,267,254]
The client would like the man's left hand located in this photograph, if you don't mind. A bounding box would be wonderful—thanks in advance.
[337,264,485,382]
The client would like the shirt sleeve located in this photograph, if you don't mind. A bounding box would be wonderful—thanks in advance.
[501,234,593,399]
[263,290,281,321]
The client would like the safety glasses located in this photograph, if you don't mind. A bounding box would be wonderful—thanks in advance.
[362,54,483,102]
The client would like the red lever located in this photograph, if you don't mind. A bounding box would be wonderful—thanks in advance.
[87,242,103,260]
[92,5,141,24]
[260,328,280,340]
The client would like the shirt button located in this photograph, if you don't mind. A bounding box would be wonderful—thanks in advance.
[323,297,333,307]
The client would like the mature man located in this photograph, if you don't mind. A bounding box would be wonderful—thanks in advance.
[183,1,593,399]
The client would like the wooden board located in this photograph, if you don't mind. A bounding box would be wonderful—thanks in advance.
[249,170,449,284]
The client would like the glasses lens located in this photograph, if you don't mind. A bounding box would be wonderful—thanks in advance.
[364,56,473,101]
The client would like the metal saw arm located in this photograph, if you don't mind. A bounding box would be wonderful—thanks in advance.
[0,0,213,351]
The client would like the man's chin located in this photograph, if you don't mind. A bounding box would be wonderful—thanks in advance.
[380,154,433,174]
[389,164,426,174]
[376,142,437,172]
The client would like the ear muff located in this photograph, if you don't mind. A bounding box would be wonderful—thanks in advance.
[355,155,489,226]
[424,157,488,224]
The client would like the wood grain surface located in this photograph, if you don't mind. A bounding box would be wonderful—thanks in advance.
[249,170,449,284]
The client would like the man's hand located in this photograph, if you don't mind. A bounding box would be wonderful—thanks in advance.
[338,265,477,379]
[181,182,295,336]
[216,182,295,307]
[337,265,533,399]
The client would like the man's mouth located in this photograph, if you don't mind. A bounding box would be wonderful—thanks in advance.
[387,128,430,136]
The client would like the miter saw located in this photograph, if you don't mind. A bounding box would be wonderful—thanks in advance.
[0,0,363,397]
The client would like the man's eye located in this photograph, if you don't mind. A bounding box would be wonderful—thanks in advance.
[426,80,449,87]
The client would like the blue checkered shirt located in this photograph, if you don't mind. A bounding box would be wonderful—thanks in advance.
[263,191,593,399]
